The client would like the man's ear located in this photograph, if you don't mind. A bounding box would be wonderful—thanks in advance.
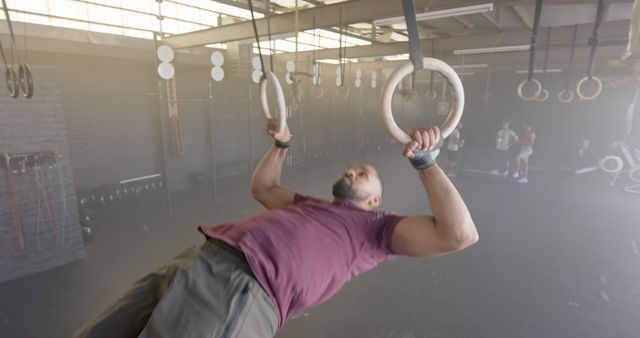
[369,194,382,209]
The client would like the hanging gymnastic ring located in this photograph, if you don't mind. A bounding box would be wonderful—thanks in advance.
[5,66,18,98]
[259,71,287,134]
[576,76,602,101]
[558,89,574,103]
[517,78,542,101]
[599,155,623,174]
[535,88,549,102]
[401,88,417,101]
[425,89,437,101]
[18,63,33,99]
[381,57,464,144]
[629,167,640,183]
[311,85,324,100]
[336,85,350,100]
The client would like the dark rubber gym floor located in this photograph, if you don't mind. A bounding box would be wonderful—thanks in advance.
[1,146,639,338]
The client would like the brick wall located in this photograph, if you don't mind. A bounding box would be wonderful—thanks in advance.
[56,57,163,189]
[0,67,84,283]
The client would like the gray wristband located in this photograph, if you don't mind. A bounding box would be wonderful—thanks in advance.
[410,149,440,169]
[409,139,443,170]
[274,140,290,149]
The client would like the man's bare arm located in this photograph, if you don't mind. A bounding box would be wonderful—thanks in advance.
[251,119,296,209]
[391,126,478,257]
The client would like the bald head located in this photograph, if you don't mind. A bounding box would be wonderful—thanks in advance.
[332,163,383,210]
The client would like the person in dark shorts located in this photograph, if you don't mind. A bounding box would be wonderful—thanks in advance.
[73,120,478,338]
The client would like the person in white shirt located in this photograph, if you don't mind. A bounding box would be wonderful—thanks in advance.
[491,121,518,176]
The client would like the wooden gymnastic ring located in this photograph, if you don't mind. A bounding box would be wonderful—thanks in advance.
[259,71,287,133]
[535,89,549,102]
[381,58,464,144]
[517,78,542,101]
[18,63,33,99]
[558,89,574,103]
[5,66,18,98]
[576,76,602,101]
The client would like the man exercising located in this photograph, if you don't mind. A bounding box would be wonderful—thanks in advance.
[74,119,478,338]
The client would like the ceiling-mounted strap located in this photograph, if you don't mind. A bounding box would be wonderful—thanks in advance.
[247,0,265,74]
[402,0,424,70]
[428,39,435,90]
[565,24,578,87]
[0,35,9,67]
[587,0,605,78]
[1,0,19,64]
[540,27,551,86]
[527,0,544,82]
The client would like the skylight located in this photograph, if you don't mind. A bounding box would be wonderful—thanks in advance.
[252,28,370,55]
[0,0,263,40]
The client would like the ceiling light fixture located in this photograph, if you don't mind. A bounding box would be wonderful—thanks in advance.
[453,45,530,55]
[237,32,297,45]
[451,63,488,69]
[373,3,493,27]
[515,69,563,74]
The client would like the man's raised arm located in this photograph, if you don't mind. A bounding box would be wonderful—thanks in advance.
[251,119,296,209]
[391,126,478,258]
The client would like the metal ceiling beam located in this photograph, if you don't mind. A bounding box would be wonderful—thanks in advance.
[212,0,266,13]
[273,19,629,62]
[480,11,502,31]
[511,5,532,29]
[332,44,625,72]
[495,5,504,27]
[162,0,491,49]
[495,0,632,5]
[304,0,325,6]
[452,16,475,29]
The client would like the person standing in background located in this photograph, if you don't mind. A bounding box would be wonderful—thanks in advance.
[491,121,519,176]
[513,124,536,183]
[445,123,464,177]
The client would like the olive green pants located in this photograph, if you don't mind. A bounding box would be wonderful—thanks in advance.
[73,239,278,338]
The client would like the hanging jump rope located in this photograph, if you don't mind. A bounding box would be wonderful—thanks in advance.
[32,163,60,253]
[167,78,184,156]
[336,6,350,100]
[310,15,324,100]
[2,155,25,255]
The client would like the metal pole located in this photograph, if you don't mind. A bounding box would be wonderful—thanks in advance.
[626,87,640,141]
[152,32,173,213]
[207,80,218,200]
[248,82,254,173]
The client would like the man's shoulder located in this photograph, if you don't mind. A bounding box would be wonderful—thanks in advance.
[293,193,330,205]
